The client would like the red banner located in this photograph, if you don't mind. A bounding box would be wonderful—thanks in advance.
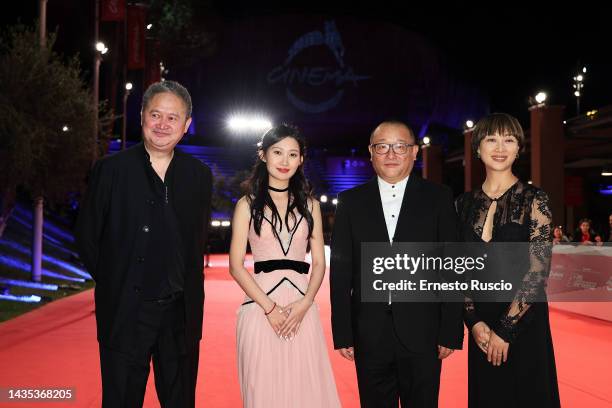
[100,0,126,21]
[127,5,146,70]
[145,39,161,87]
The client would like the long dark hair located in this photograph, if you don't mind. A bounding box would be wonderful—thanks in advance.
[242,124,314,238]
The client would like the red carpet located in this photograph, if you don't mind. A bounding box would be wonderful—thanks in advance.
[0,254,610,407]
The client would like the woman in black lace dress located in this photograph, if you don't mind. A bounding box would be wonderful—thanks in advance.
[455,113,560,407]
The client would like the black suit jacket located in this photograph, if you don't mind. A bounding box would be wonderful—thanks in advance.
[75,143,212,352]
[330,176,464,353]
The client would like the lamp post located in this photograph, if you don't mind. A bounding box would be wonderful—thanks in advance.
[93,41,108,161]
[573,66,587,116]
[122,82,133,150]
[32,0,48,282]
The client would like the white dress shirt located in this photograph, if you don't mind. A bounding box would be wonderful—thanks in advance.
[377,175,409,243]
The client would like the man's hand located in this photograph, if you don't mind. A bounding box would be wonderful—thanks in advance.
[437,345,454,359]
[471,321,491,354]
[338,347,354,361]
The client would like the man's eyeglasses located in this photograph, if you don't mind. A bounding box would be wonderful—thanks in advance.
[370,142,415,155]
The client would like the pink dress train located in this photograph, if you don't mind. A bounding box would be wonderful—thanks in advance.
[236,212,341,407]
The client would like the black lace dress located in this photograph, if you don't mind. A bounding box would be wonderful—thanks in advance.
[455,181,560,408]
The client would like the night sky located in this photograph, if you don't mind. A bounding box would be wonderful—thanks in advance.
[4,1,611,127]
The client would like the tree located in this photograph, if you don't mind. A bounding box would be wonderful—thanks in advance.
[145,0,217,69]
[0,24,111,280]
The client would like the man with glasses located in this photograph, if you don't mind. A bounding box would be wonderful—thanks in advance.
[330,120,463,407]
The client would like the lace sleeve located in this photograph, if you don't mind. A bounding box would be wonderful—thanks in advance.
[494,190,553,343]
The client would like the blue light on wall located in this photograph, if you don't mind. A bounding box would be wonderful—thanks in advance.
[0,278,58,291]
[599,185,612,195]
[0,294,42,303]
[0,240,91,280]
[0,255,85,283]
[12,206,75,243]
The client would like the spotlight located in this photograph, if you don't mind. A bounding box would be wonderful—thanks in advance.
[227,113,272,134]
[95,42,108,54]
[125,82,133,91]
[211,220,221,227]
[465,120,474,129]
[320,195,328,203]
[422,136,431,145]
[332,198,338,205]
[535,92,547,104]
[221,221,231,227]
[62,125,69,132]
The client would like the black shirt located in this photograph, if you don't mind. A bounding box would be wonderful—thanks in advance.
[142,149,185,299]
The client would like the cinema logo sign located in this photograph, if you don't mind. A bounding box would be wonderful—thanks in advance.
[267,21,369,113]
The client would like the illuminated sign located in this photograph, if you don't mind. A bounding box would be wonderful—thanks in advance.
[267,21,370,113]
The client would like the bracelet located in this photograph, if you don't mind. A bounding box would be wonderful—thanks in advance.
[264,302,276,315]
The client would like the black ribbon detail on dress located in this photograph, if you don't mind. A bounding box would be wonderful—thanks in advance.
[254,259,310,275]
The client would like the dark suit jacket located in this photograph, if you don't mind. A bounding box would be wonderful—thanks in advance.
[330,176,464,353]
[75,142,212,352]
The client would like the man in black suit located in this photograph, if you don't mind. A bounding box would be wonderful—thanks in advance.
[330,120,463,407]
[75,81,212,407]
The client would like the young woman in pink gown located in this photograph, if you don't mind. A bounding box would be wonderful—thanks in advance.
[229,125,341,407]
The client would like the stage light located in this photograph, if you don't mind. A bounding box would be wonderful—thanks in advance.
[62,125,69,132]
[320,195,328,203]
[332,198,338,205]
[465,120,474,129]
[422,136,431,145]
[146,24,153,30]
[125,82,133,90]
[221,221,231,227]
[535,92,547,104]
[211,220,221,227]
[227,114,272,134]
[572,66,586,115]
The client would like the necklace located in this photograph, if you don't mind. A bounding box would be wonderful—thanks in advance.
[268,185,289,192]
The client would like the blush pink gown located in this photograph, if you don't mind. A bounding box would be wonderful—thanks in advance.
[236,212,341,407]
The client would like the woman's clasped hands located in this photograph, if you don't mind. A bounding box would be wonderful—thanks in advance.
[265,298,313,341]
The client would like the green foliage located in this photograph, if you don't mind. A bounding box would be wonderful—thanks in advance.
[0,24,111,203]
[145,0,217,68]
